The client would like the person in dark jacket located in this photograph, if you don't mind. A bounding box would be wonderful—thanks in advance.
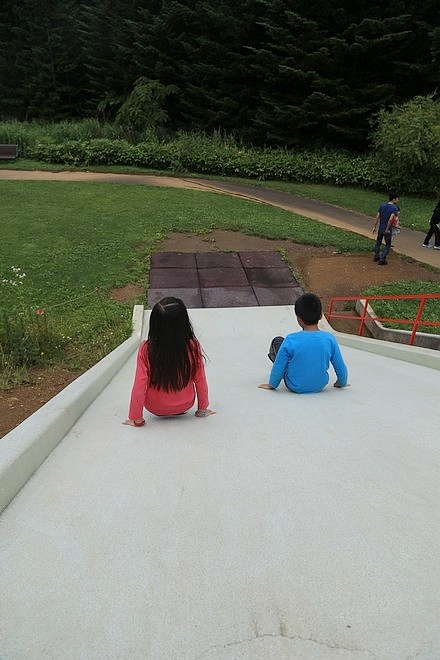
[422,201,440,250]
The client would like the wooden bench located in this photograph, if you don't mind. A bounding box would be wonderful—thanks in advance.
[0,144,19,160]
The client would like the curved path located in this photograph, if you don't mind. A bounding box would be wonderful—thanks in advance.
[1,169,439,268]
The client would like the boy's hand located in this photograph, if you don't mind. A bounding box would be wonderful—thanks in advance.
[333,381,350,388]
[258,383,274,390]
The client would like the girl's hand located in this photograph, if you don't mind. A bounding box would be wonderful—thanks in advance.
[195,409,216,418]
[258,383,274,390]
[123,418,145,427]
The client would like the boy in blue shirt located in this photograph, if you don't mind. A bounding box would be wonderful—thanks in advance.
[258,293,348,394]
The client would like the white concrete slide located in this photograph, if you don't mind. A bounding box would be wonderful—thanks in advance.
[1,306,439,659]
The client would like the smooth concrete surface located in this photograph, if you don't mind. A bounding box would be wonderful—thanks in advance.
[1,306,440,659]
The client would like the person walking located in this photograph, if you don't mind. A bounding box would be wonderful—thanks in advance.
[372,192,399,265]
[422,201,440,250]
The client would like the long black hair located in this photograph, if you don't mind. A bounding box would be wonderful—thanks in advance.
[147,297,200,392]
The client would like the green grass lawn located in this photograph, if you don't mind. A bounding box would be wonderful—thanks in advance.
[197,176,435,233]
[2,159,437,232]
[0,171,438,386]
[361,281,440,334]
[0,178,374,385]
[1,178,374,299]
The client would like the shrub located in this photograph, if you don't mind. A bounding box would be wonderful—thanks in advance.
[370,95,440,194]
[2,119,429,193]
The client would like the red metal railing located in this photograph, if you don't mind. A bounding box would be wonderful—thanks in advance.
[327,293,440,345]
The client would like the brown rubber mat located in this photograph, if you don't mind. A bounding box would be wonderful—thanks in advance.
[148,251,303,308]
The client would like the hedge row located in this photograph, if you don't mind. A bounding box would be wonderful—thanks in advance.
[2,125,435,193]
[27,136,395,187]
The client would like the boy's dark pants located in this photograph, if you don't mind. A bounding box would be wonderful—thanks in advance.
[268,336,284,363]
[374,230,392,261]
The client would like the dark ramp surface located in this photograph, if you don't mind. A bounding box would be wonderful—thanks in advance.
[148,251,304,308]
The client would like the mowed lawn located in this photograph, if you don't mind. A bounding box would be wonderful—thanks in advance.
[1,176,438,383]
[1,179,374,378]
[1,179,375,309]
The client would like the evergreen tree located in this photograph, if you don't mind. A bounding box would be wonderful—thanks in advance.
[250,0,440,148]
[0,0,438,149]
[175,0,261,136]
[0,0,84,120]
[78,0,143,119]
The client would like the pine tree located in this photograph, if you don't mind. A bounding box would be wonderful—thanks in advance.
[0,0,84,120]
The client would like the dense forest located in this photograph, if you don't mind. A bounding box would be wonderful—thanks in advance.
[0,0,439,150]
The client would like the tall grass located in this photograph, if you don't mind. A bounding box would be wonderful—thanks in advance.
[0,119,126,156]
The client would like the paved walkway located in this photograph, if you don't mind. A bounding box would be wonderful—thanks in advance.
[1,169,439,269]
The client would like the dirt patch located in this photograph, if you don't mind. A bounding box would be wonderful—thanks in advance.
[110,283,144,304]
[0,366,80,438]
[2,230,439,438]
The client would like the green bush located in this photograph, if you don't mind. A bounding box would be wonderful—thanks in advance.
[370,95,440,194]
[0,119,130,157]
[3,119,434,193]
[25,131,392,189]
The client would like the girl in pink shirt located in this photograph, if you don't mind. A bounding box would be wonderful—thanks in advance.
[124,297,215,427]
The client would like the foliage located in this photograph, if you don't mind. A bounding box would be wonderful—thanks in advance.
[115,78,177,138]
[0,1,439,149]
[2,118,439,217]
[0,263,131,386]
[17,127,393,190]
[4,116,440,194]
[362,280,440,334]
[0,0,84,120]
[0,265,64,381]
[370,95,440,194]
[0,119,128,156]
